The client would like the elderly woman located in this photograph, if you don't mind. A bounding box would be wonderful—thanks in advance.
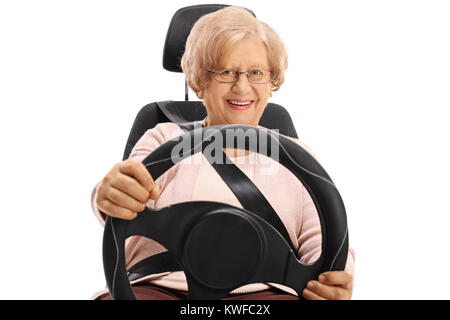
[91,6,355,300]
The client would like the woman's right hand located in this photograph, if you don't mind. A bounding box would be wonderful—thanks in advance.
[96,158,161,220]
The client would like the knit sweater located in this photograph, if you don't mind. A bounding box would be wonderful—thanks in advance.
[91,120,355,299]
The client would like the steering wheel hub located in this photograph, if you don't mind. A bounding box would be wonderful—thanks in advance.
[183,210,264,290]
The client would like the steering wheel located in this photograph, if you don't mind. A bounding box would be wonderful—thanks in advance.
[103,124,348,300]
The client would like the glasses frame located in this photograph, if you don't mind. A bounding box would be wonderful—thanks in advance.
[208,68,274,84]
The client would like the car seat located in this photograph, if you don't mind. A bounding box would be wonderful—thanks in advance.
[102,4,349,300]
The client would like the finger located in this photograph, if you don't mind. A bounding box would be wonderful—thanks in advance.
[302,288,325,300]
[105,186,146,213]
[111,173,151,203]
[119,159,156,192]
[148,182,160,200]
[97,198,137,220]
[306,280,349,300]
[319,271,353,289]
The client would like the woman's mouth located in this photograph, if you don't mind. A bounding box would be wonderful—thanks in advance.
[226,99,254,111]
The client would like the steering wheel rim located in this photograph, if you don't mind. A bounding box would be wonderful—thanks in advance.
[103,124,348,299]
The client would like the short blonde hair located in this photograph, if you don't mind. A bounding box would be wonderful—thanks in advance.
[181,6,288,94]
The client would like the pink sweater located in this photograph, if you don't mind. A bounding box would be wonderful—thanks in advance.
[91,120,355,299]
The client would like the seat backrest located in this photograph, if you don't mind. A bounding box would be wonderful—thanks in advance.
[123,4,298,160]
[123,101,298,160]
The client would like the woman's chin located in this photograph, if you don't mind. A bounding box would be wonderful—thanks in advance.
[207,112,259,126]
[227,117,258,126]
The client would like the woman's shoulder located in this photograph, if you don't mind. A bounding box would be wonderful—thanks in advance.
[146,121,185,139]
[138,122,186,145]
[129,122,185,159]
[285,136,317,159]
[258,124,317,160]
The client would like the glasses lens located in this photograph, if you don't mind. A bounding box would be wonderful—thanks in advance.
[248,69,270,84]
[216,69,236,82]
[213,69,272,83]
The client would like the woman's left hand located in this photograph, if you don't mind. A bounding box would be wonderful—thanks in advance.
[302,271,353,300]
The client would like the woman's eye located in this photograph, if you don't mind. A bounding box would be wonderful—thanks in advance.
[251,69,263,75]
[223,70,234,75]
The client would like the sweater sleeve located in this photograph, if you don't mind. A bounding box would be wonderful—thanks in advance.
[90,122,181,227]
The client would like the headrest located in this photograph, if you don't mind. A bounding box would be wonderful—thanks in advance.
[162,4,256,73]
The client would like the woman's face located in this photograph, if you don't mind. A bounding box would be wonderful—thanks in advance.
[198,38,273,127]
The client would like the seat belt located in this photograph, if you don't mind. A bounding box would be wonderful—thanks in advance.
[126,101,296,281]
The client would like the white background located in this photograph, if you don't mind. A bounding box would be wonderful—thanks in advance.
[0,0,449,299]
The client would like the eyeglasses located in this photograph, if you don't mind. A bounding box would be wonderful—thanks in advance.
[208,68,274,84]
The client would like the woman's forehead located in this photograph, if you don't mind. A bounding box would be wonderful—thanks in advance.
[217,40,270,69]
[217,63,269,70]
[216,62,272,71]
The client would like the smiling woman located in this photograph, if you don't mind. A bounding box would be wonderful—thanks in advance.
[196,39,273,127]
[181,6,288,127]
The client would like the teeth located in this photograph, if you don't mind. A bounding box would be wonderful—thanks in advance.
[228,100,252,106]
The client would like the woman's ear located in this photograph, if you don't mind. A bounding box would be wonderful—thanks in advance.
[196,90,204,99]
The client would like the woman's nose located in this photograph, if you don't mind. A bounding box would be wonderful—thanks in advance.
[232,74,252,94]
